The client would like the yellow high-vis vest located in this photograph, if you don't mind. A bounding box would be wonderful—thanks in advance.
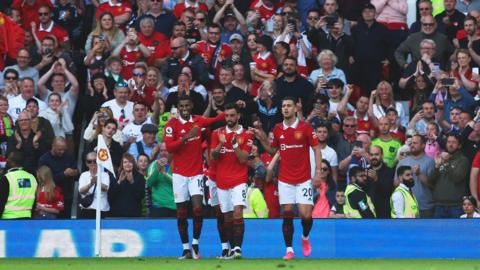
[390,185,419,218]
[1,168,37,219]
[344,184,376,218]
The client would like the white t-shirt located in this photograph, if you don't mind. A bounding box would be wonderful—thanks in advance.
[122,118,153,142]
[78,171,110,211]
[8,95,47,122]
[101,99,134,125]
[460,212,480,218]
[309,145,338,178]
[43,89,77,120]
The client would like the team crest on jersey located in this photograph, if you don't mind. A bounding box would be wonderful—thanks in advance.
[294,131,303,140]
[261,62,268,68]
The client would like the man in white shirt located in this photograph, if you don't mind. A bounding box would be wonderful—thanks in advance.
[8,77,47,122]
[122,102,153,144]
[101,82,134,129]
[0,49,39,91]
[391,166,419,218]
[310,123,338,183]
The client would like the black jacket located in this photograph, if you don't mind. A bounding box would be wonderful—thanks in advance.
[161,50,209,87]
[108,171,145,217]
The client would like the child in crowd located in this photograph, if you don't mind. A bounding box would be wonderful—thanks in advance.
[329,189,345,218]
[460,196,480,218]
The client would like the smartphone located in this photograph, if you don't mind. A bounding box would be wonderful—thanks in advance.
[440,78,455,86]
[473,67,479,75]
[287,18,296,29]
[353,140,363,148]
[325,15,338,28]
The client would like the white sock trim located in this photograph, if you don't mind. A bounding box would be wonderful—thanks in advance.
[286,247,294,253]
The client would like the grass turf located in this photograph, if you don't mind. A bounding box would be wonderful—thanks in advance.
[0,258,478,270]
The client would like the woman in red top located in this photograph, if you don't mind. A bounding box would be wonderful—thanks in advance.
[452,49,478,94]
[34,166,64,219]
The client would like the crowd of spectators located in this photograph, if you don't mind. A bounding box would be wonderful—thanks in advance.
[2,0,480,219]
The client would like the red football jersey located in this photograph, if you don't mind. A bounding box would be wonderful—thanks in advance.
[251,51,277,96]
[250,0,276,20]
[129,85,155,109]
[194,40,232,79]
[164,113,225,176]
[173,2,209,18]
[36,23,69,43]
[12,0,53,29]
[95,1,132,20]
[138,32,170,66]
[348,110,373,134]
[120,46,145,80]
[271,119,319,184]
[210,127,253,189]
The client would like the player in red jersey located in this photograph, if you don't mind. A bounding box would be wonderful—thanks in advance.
[211,103,253,259]
[253,96,322,260]
[164,95,225,260]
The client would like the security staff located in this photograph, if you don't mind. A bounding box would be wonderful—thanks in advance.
[344,166,376,218]
[391,166,419,218]
[0,152,38,219]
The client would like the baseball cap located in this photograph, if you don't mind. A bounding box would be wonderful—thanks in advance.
[229,33,244,43]
[362,3,376,11]
[141,124,157,134]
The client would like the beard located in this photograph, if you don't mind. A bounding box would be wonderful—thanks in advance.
[404,179,415,188]
[283,70,297,77]
[370,158,381,167]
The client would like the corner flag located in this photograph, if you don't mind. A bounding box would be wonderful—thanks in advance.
[96,134,115,178]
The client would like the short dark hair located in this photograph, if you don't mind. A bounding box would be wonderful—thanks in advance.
[211,83,225,92]
[178,93,193,105]
[283,56,297,65]
[397,166,412,177]
[26,98,38,107]
[282,96,297,105]
[7,151,24,167]
[224,102,240,113]
[349,166,364,178]
[207,23,222,31]
[328,78,344,89]
[465,15,477,25]
[42,35,56,44]
[446,134,462,144]
[412,134,426,144]
[173,20,186,28]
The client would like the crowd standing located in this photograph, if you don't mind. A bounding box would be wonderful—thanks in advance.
[1,0,480,259]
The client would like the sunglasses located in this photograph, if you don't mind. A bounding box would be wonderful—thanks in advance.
[133,72,145,77]
[38,12,49,16]
[196,17,206,22]
[86,159,96,164]
[4,76,17,81]
[321,167,329,172]
[308,16,319,20]
[422,23,435,27]
[171,45,184,50]
[208,32,221,35]
[344,124,357,128]
[150,0,162,2]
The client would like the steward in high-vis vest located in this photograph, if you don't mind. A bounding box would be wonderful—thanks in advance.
[0,152,38,219]
[391,166,419,218]
[243,184,269,218]
[344,166,376,218]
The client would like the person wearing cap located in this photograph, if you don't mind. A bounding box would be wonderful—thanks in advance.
[128,123,159,161]
[351,3,391,94]
[101,81,135,127]
[251,35,277,97]
[212,0,247,43]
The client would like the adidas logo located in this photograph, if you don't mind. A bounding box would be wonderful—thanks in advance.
[181,129,186,134]
[280,135,285,139]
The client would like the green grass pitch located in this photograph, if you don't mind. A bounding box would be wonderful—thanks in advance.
[0,258,479,270]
